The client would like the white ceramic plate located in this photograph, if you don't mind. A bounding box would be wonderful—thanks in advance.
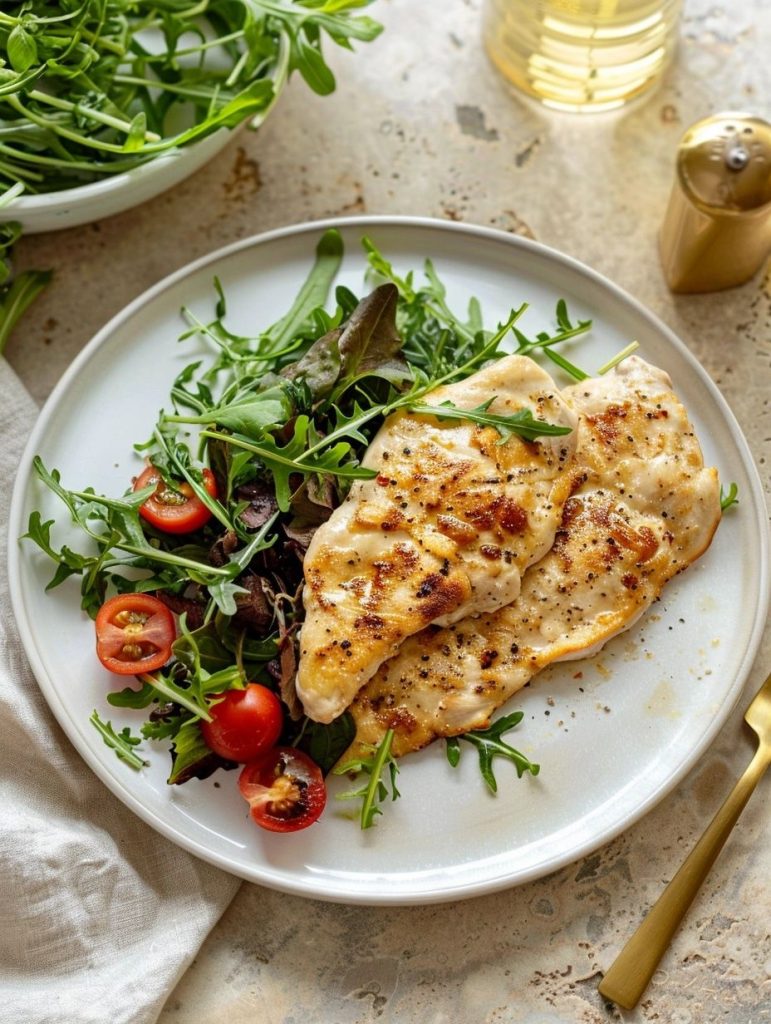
[8,217,768,905]
[5,128,234,234]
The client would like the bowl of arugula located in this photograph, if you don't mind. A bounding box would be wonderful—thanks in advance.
[0,1,381,233]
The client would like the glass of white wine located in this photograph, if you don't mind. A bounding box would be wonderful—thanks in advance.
[483,0,684,112]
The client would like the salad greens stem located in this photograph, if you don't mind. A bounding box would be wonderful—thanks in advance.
[5,95,136,155]
[23,90,161,142]
[720,483,739,512]
[0,181,24,207]
[597,340,640,375]
[111,544,232,578]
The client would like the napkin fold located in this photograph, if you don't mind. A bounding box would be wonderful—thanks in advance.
[0,359,240,1024]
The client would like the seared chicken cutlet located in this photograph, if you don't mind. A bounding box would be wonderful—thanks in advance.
[343,357,721,760]
[296,354,579,723]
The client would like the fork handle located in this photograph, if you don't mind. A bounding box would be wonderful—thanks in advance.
[598,744,770,1010]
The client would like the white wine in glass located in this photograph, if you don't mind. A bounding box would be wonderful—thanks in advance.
[483,0,683,112]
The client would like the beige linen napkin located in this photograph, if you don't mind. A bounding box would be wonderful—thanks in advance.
[0,359,241,1024]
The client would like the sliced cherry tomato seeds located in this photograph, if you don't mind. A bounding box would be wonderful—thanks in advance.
[239,748,326,833]
[95,593,176,675]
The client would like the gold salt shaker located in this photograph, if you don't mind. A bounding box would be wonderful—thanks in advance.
[660,112,771,293]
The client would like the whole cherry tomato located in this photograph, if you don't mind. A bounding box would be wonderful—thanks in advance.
[201,684,284,763]
[134,464,218,534]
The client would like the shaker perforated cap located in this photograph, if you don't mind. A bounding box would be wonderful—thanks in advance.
[676,112,771,213]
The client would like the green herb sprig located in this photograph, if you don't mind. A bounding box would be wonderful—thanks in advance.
[446,712,540,793]
[408,399,573,443]
[333,729,401,829]
[90,710,147,770]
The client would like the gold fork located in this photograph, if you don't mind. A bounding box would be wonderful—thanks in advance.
[598,671,771,1010]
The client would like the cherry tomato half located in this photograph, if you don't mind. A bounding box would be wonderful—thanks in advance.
[95,593,176,675]
[134,464,218,534]
[201,684,284,763]
[239,748,326,833]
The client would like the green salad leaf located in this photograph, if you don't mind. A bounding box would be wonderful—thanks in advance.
[333,729,401,829]
[446,712,540,793]
[0,217,50,355]
[90,710,148,770]
[407,398,573,443]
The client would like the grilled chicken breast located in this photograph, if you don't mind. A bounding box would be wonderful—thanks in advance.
[342,357,721,760]
[296,354,579,723]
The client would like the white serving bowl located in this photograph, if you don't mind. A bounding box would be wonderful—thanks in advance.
[5,127,234,234]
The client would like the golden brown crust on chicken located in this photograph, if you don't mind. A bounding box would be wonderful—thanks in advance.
[342,357,721,761]
[296,354,579,723]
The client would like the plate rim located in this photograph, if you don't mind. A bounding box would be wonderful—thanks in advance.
[8,215,770,904]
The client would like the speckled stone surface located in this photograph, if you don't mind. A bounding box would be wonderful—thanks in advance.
[7,1,771,1021]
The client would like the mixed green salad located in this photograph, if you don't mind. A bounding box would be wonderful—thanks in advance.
[0,0,382,356]
[25,229,618,832]
[0,1,381,193]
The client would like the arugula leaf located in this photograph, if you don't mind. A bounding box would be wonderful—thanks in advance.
[200,416,376,511]
[445,712,539,794]
[513,303,593,358]
[106,681,157,711]
[408,399,573,443]
[26,456,260,616]
[90,710,147,771]
[267,229,345,350]
[141,710,189,743]
[22,510,93,591]
[173,621,243,676]
[542,346,591,382]
[333,729,401,828]
[175,616,249,696]
[136,671,214,723]
[164,385,294,439]
[362,238,417,301]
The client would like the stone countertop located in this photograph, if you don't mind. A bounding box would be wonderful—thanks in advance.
[6,1,770,1021]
